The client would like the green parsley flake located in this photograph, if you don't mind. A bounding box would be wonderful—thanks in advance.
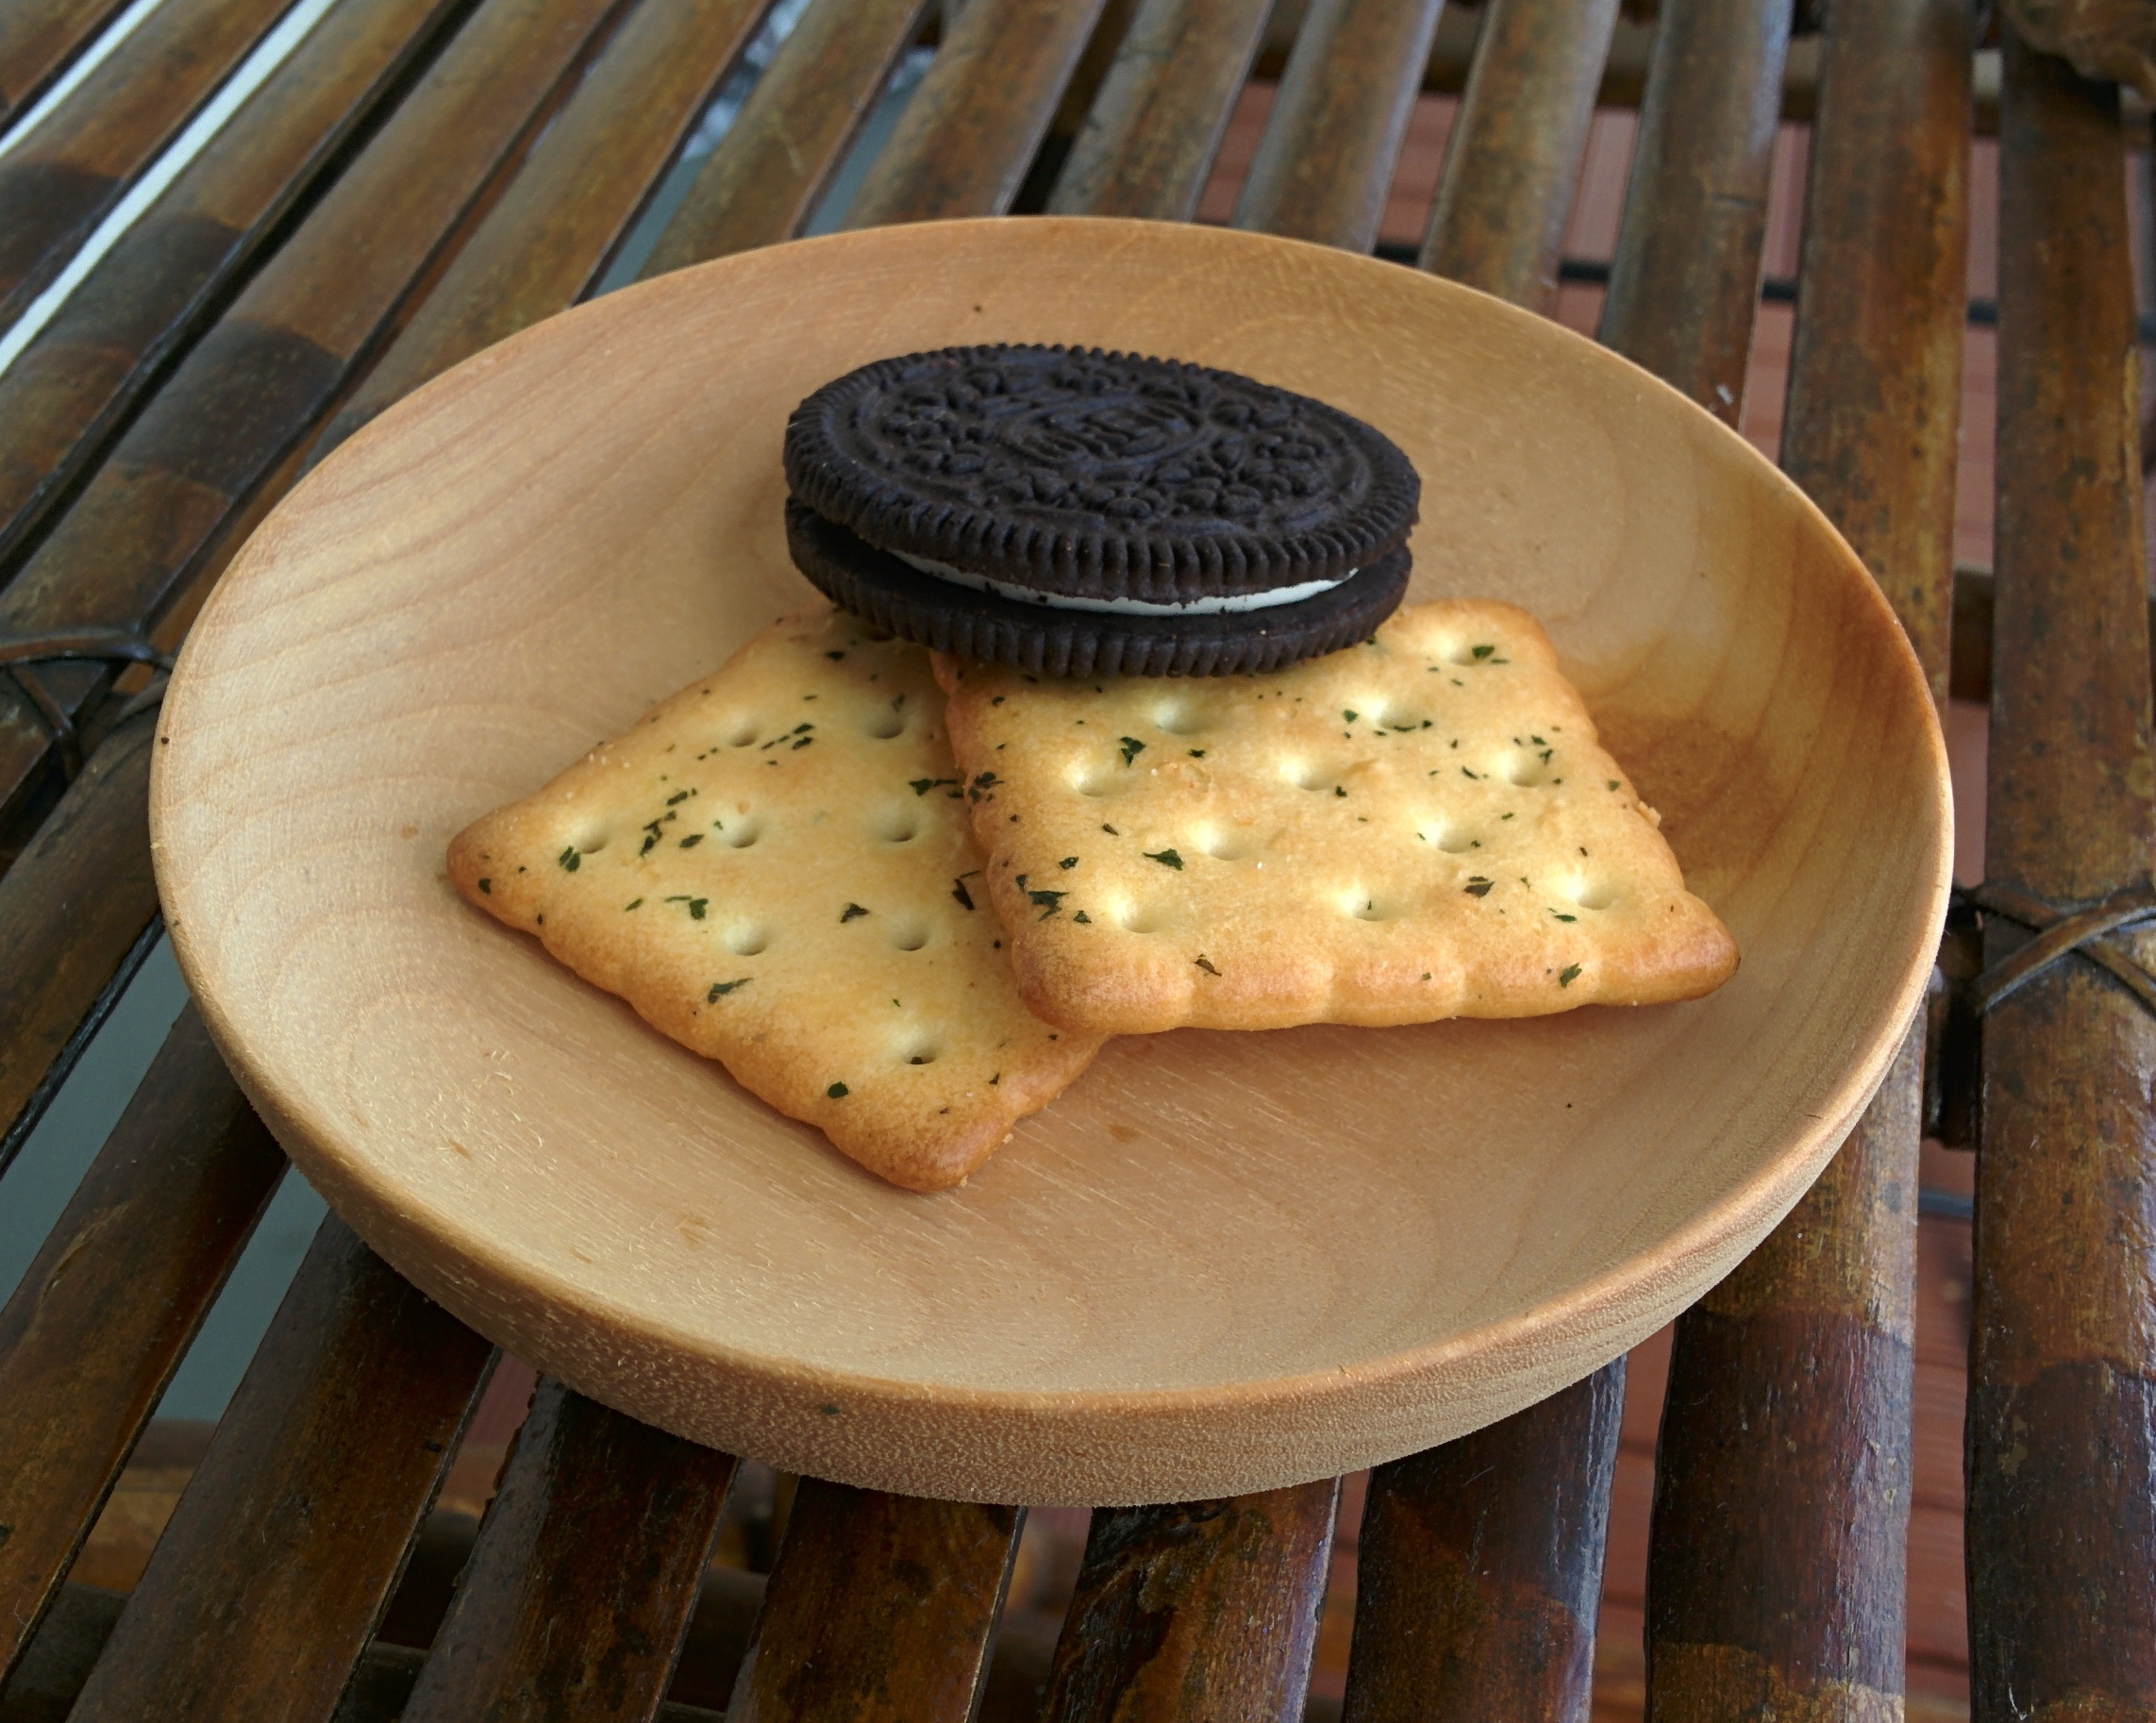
[1464,878,1494,897]
[840,903,869,922]
[624,897,643,911]
[708,978,750,1000]
[477,878,492,895]
[1144,848,1184,869]
[1559,964,1581,987]
[827,1081,849,1098]
[1060,856,1078,869]
[1118,737,1146,765]
[951,878,975,911]
[557,846,580,872]
[1471,644,1495,660]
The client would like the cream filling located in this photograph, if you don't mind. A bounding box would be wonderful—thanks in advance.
[892,549,1351,616]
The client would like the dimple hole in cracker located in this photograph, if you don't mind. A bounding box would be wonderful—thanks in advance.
[1069,763,1130,799]
[1341,892,1398,922]
[1502,752,1547,788]
[571,828,610,855]
[863,704,908,740]
[873,807,921,845]
[723,818,763,849]
[890,919,930,951]
[726,924,770,956]
[897,1033,944,1066]
[1151,699,1205,736]
[1417,819,1473,853]
[1192,826,1257,862]
[1281,761,1333,793]
[1570,878,1617,911]
[1113,900,1171,934]
[719,717,759,747]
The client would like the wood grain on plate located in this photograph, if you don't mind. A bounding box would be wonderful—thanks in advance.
[150,217,1948,1505]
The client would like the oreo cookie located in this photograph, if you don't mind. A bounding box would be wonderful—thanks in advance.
[781,344,1419,677]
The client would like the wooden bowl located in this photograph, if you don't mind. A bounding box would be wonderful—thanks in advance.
[152,218,1949,1505]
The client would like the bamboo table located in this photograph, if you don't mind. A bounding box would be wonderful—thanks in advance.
[0,1,2148,1719]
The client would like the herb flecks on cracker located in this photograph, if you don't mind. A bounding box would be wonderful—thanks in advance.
[929,600,1736,1035]
[447,608,1104,1191]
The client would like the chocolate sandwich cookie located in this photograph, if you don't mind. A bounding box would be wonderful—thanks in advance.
[781,343,1420,677]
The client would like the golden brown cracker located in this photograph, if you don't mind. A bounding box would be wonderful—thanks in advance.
[934,600,1737,1034]
[448,609,1103,1191]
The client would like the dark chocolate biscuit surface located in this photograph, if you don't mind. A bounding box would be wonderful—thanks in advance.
[787,499,1413,679]
[783,344,1419,605]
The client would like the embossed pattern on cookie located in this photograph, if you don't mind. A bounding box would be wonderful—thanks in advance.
[784,343,1421,602]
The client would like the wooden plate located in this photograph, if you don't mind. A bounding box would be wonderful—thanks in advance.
[152,217,1949,1505]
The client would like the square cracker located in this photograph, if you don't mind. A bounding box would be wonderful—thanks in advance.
[448,608,1103,1192]
[933,599,1737,1034]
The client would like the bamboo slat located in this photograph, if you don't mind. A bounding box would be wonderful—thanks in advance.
[1779,0,1969,704]
[1044,0,1270,223]
[0,1009,284,1684]
[1641,7,1967,1712]
[0,708,159,1163]
[1040,1484,1340,1723]
[316,0,772,453]
[1344,1371,1622,1723]
[1418,0,1618,309]
[0,0,472,576]
[844,0,1111,229]
[0,0,129,129]
[0,0,293,322]
[63,1216,493,1723]
[1229,0,1446,252]
[398,1381,736,1723]
[1967,31,2156,1719]
[1599,0,1794,421]
[725,1482,1022,1722]
[642,0,928,274]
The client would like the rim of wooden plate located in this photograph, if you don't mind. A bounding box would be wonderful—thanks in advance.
[151,217,1950,1505]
